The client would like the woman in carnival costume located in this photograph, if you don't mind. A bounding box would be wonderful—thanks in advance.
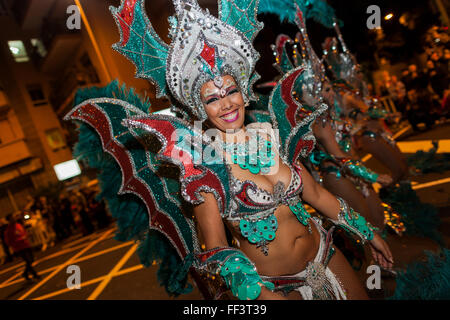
[268,9,405,237]
[66,0,393,300]
[321,26,409,184]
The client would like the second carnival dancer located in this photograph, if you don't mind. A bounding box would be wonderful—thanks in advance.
[267,9,405,236]
[246,6,405,272]
[66,0,393,300]
[322,25,410,184]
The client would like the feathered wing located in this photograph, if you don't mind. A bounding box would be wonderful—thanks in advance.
[65,94,198,262]
[122,115,232,219]
[268,67,327,164]
[65,82,233,296]
[245,94,272,124]
[258,0,340,28]
[218,0,264,42]
[110,0,169,98]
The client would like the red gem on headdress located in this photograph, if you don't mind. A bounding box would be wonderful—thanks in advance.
[200,42,216,70]
[117,0,138,45]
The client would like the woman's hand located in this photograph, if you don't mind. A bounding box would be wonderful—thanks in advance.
[376,174,393,186]
[369,233,394,269]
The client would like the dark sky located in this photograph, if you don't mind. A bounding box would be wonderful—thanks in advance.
[252,0,440,85]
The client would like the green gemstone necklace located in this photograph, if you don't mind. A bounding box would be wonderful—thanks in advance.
[222,138,276,175]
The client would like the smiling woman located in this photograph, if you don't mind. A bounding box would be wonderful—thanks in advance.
[201,75,246,132]
[66,0,393,301]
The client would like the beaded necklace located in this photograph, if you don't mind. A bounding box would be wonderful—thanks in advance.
[222,139,275,175]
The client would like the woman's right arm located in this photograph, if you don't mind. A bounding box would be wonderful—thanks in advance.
[194,192,287,300]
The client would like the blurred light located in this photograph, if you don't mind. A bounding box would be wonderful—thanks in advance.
[10,46,19,54]
[24,215,30,220]
[8,40,29,62]
[385,13,394,21]
[54,159,81,181]
[399,14,407,26]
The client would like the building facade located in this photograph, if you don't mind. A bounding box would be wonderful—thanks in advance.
[0,0,221,217]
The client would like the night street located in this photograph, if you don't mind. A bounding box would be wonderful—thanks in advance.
[1,122,448,300]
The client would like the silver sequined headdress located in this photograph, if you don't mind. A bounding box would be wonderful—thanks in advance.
[271,7,328,110]
[110,0,263,121]
[322,20,364,93]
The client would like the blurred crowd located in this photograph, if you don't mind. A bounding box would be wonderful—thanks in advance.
[0,186,112,265]
[374,26,449,131]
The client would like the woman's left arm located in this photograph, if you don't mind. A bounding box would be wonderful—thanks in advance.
[297,161,394,269]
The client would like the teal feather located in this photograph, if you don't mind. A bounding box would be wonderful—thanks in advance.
[389,249,450,300]
[407,141,450,174]
[379,182,443,246]
[258,0,341,28]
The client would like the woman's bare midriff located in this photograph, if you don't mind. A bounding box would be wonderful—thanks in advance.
[226,204,321,277]
[223,139,322,278]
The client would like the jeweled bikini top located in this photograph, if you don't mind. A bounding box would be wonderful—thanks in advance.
[226,162,304,223]
[212,123,312,255]
[225,161,312,256]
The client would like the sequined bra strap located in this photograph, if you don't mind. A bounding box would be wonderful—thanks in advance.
[225,161,310,256]
[228,162,304,219]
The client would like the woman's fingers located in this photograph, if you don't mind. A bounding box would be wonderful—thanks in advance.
[370,238,394,269]
[380,241,394,265]
[379,244,394,269]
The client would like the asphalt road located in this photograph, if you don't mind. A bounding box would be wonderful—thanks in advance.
[0,122,448,300]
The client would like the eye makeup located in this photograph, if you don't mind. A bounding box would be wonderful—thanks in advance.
[202,79,239,105]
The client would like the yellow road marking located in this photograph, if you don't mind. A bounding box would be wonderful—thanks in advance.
[1,271,21,287]
[0,238,98,283]
[1,241,96,281]
[392,125,412,140]
[17,229,114,300]
[33,242,91,265]
[61,227,117,249]
[33,264,144,300]
[362,125,411,162]
[412,177,450,190]
[87,244,138,300]
[61,233,99,249]
[0,262,25,276]
[361,154,372,163]
[34,276,105,300]
[362,138,449,163]
[0,241,133,289]
[397,139,450,154]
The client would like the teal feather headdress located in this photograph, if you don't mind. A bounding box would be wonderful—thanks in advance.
[258,0,342,28]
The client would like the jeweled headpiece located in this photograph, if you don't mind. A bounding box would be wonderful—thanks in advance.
[110,0,263,121]
[271,7,328,109]
[322,20,361,91]
[293,8,327,101]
